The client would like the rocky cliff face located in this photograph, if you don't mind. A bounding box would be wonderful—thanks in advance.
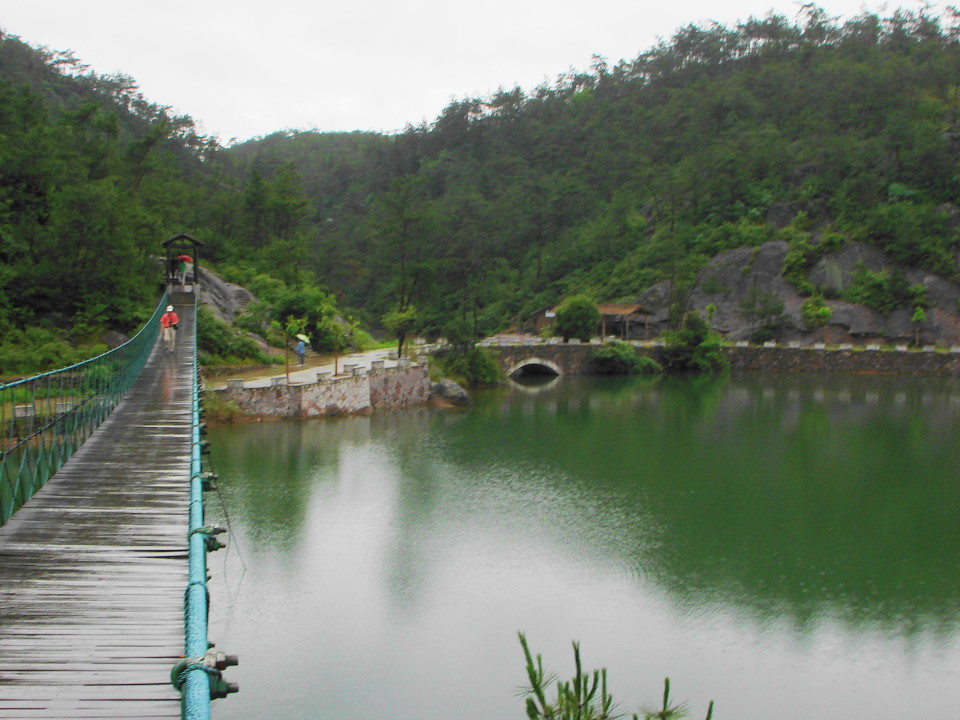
[198,269,257,324]
[196,268,277,354]
[637,240,960,346]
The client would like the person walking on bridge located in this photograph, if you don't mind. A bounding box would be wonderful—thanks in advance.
[160,305,179,353]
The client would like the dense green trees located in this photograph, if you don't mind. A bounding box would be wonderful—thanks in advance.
[5,5,960,373]
[217,7,960,342]
[0,32,361,372]
[0,32,221,351]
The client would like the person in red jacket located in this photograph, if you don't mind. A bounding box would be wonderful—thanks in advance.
[160,305,179,353]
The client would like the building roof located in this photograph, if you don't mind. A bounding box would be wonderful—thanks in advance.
[596,303,651,317]
[162,233,204,248]
[541,302,653,320]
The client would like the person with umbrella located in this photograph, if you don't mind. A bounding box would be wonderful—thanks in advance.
[295,334,309,367]
[176,254,193,284]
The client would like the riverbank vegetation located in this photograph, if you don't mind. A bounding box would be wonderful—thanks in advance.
[0,326,108,375]
[196,308,274,367]
[519,633,714,720]
[4,6,960,374]
[592,341,663,375]
[429,318,502,387]
[661,314,729,373]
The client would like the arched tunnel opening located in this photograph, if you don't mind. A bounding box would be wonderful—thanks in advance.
[509,362,561,379]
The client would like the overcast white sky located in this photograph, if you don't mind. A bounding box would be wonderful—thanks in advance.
[1,0,929,144]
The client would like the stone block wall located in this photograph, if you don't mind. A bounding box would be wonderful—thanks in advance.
[216,365,432,419]
[301,375,372,417]
[220,384,301,417]
[724,346,960,375]
[494,343,597,376]
[370,366,431,409]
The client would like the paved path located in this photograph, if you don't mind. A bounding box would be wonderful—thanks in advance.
[224,347,415,389]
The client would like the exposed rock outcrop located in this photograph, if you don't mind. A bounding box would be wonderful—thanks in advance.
[198,270,257,324]
[636,239,960,346]
[808,242,887,295]
[431,379,472,407]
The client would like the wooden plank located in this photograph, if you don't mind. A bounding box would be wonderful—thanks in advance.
[0,670,179,683]
[0,701,181,720]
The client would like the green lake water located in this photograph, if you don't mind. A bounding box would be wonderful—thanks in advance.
[206,374,960,719]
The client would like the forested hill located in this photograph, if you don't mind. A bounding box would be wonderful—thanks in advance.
[221,7,960,337]
[0,27,227,371]
[3,7,960,369]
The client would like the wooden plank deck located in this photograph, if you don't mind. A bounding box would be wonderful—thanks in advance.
[0,304,195,719]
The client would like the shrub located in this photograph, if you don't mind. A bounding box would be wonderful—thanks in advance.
[908,283,930,309]
[234,301,273,338]
[0,326,108,376]
[519,633,714,720]
[704,303,717,325]
[801,295,833,329]
[591,341,662,375]
[351,328,381,351]
[841,265,927,314]
[554,295,600,342]
[864,201,953,275]
[781,236,816,295]
[203,391,246,424]
[782,230,845,294]
[197,307,271,365]
[842,266,902,313]
[661,312,728,373]
[430,318,500,386]
[434,346,502,387]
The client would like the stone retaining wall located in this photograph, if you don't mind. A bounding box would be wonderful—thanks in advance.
[219,384,301,417]
[489,341,960,377]
[215,365,431,418]
[724,345,960,375]
[369,366,432,409]
[301,374,372,417]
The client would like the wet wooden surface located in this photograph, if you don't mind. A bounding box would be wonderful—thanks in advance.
[0,306,195,718]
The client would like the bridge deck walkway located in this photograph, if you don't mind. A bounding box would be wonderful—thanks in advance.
[0,301,195,719]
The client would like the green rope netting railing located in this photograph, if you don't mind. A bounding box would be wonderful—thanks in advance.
[0,294,168,526]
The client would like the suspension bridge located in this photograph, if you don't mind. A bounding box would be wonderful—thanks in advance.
[0,258,236,718]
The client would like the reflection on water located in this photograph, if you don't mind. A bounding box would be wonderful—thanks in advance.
[208,374,960,720]
[508,374,562,394]
[491,376,960,630]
